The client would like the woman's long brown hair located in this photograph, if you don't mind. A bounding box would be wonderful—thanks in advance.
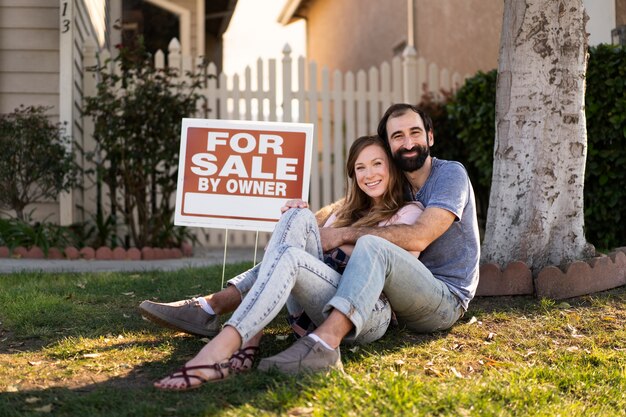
[332,135,408,228]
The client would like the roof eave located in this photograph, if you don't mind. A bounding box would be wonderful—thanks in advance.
[277,0,304,25]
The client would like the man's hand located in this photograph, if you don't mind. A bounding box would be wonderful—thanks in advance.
[280,199,309,214]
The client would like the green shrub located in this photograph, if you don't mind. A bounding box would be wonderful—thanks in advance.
[584,44,626,250]
[82,39,201,248]
[444,70,497,232]
[0,105,78,221]
[0,218,80,253]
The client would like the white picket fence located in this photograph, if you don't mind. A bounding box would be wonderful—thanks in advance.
[83,37,466,248]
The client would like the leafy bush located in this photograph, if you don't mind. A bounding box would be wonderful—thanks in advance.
[82,39,201,248]
[584,44,626,250]
[0,105,78,221]
[0,218,80,253]
[444,70,497,231]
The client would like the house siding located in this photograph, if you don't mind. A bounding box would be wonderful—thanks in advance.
[415,0,502,77]
[297,0,501,83]
[303,0,407,74]
[0,0,60,115]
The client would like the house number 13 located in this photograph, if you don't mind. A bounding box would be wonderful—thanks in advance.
[61,2,70,33]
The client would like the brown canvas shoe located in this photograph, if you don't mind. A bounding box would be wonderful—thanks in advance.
[139,298,219,337]
[257,335,343,374]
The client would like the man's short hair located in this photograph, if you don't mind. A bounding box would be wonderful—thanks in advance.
[377,103,434,141]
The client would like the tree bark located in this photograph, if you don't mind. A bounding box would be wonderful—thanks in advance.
[482,0,595,271]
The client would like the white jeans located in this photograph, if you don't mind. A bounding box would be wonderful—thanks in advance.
[226,208,391,344]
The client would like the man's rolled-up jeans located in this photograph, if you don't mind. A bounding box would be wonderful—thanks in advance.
[324,234,464,338]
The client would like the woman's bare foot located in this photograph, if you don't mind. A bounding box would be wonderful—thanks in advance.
[154,326,241,391]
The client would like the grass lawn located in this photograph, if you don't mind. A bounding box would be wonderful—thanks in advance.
[0,263,625,416]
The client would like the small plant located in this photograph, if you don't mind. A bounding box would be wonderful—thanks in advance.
[0,217,80,253]
[0,105,78,221]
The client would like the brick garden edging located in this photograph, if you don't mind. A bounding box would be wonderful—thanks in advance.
[0,242,194,261]
[477,247,626,299]
[3,243,625,300]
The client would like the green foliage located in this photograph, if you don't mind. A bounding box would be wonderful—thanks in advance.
[82,38,201,248]
[584,44,626,250]
[425,70,497,232]
[0,217,80,253]
[447,70,498,191]
[0,105,78,221]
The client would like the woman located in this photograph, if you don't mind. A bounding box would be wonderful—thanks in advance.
[155,135,423,391]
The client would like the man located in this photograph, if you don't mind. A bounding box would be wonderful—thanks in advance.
[140,103,480,373]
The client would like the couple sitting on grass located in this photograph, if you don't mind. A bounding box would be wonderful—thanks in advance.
[139,103,481,391]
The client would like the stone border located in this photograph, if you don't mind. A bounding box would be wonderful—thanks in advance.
[4,243,625,299]
[0,242,194,261]
[477,247,626,299]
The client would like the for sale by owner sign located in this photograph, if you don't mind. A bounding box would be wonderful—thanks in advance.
[174,118,314,232]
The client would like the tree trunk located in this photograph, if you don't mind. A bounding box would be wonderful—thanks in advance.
[482,0,595,271]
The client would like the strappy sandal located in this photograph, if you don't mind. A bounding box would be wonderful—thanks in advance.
[154,362,230,391]
[229,346,260,372]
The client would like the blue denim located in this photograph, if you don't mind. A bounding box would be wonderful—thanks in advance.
[226,209,391,344]
[326,235,464,337]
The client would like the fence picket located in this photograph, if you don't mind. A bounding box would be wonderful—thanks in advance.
[206,62,218,118]
[244,66,253,120]
[218,72,228,118]
[345,71,356,152]
[268,58,277,121]
[321,68,332,204]
[356,70,367,138]
[296,56,306,123]
[380,61,391,110]
[256,58,265,120]
[368,67,379,134]
[308,60,320,210]
[392,56,403,104]
[332,70,344,202]
[155,49,165,70]
[282,45,293,122]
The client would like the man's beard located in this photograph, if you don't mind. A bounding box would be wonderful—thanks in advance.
[393,144,430,172]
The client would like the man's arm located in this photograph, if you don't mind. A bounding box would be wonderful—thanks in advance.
[319,206,455,252]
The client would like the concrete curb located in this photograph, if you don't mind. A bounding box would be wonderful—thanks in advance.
[0,247,264,274]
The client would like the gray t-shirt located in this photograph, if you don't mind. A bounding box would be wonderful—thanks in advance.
[414,158,480,310]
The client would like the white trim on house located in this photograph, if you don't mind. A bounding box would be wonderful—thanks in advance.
[196,0,205,57]
[58,0,74,225]
[277,0,303,25]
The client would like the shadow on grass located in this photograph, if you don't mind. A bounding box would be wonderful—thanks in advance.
[0,344,293,417]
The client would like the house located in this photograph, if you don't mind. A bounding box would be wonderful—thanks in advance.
[278,0,626,82]
[0,0,236,225]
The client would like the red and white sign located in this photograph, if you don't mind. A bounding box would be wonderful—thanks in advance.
[174,118,314,232]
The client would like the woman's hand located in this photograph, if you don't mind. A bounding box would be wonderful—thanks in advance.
[280,199,309,214]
